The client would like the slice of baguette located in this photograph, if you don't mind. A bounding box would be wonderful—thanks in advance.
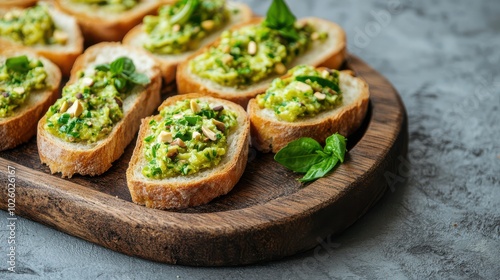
[126,93,250,210]
[37,42,162,178]
[0,0,37,8]
[0,49,61,151]
[123,1,253,85]
[248,69,369,153]
[176,17,347,108]
[0,3,83,76]
[54,0,170,43]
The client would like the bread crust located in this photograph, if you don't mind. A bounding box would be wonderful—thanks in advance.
[248,70,369,153]
[176,17,347,108]
[0,49,61,151]
[126,93,250,210]
[0,0,37,8]
[37,42,162,178]
[54,0,169,43]
[123,1,253,85]
[0,3,83,76]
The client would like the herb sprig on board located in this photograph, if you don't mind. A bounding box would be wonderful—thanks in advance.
[274,133,347,182]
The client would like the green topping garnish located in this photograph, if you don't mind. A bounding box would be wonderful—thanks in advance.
[142,99,238,179]
[274,133,347,182]
[263,0,299,41]
[44,56,150,143]
[256,65,343,122]
[0,5,67,46]
[0,55,48,118]
[143,0,230,54]
[70,0,139,12]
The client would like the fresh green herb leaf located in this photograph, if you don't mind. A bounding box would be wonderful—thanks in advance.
[114,77,126,90]
[299,156,338,182]
[263,0,299,41]
[185,115,200,126]
[170,0,199,25]
[110,57,125,74]
[58,113,70,124]
[95,56,151,88]
[295,75,340,92]
[152,143,160,158]
[324,133,346,163]
[274,132,347,183]
[144,135,155,142]
[5,55,31,73]
[274,137,324,173]
[127,72,150,85]
[122,57,136,74]
[94,64,110,72]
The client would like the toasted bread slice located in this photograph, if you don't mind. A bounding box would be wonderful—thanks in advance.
[248,70,369,153]
[54,0,170,43]
[0,0,37,8]
[126,93,250,209]
[37,42,162,178]
[123,1,252,85]
[0,3,83,76]
[176,17,347,108]
[0,49,61,151]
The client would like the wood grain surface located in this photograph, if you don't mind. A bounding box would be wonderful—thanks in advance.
[0,55,408,266]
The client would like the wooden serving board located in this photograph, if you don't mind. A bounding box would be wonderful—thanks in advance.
[0,55,407,266]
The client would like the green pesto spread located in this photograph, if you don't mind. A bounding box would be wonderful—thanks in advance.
[0,55,48,118]
[143,0,230,54]
[44,57,150,143]
[71,0,139,12]
[142,99,237,179]
[0,5,67,46]
[189,21,326,87]
[256,65,342,122]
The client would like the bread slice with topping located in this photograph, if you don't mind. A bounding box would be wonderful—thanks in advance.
[0,3,83,75]
[123,1,252,85]
[37,42,162,177]
[126,93,249,209]
[0,49,61,151]
[54,0,169,43]
[176,17,347,108]
[248,69,369,153]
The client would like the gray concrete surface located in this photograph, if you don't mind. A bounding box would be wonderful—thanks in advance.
[1,0,499,279]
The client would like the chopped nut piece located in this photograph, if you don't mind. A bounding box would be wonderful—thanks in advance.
[321,70,330,78]
[173,113,183,119]
[314,92,326,100]
[171,138,186,148]
[167,145,179,158]
[311,32,319,40]
[81,77,94,87]
[86,121,93,127]
[13,87,24,94]
[212,119,225,132]
[53,30,68,44]
[222,45,230,53]
[202,125,217,141]
[76,93,83,99]
[2,92,10,98]
[192,131,201,140]
[114,97,123,107]
[67,100,83,117]
[327,88,338,95]
[222,54,233,64]
[211,105,224,111]
[172,24,181,32]
[201,20,215,31]
[274,63,287,75]
[190,99,201,113]
[59,101,70,113]
[295,81,312,93]
[247,41,257,55]
[158,131,173,143]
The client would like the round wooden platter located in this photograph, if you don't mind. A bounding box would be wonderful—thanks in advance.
[0,55,407,266]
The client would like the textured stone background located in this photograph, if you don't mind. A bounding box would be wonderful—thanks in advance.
[1,0,499,279]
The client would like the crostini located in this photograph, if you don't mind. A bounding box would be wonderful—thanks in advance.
[54,0,169,43]
[0,49,61,151]
[37,42,162,178]
[0,2,83,75]
[123,0,252,85]
[177,0,346,107]
[248,65,369,153]
[127,93,249,209]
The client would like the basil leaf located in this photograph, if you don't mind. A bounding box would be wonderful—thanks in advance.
[264,0,296,29]
[114,77,126,90]
[127,72,150,85]
[94,64,110,72]
[299,156,338,183]
[274,137,324,173]
[5,55,30,73]
[278,26,299,41]
[170,0,199,25]
[110,57,125,74]
[324,133,346,162]
[295,76,340,92]
[121,57,136,74]
[185,116,200,126]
